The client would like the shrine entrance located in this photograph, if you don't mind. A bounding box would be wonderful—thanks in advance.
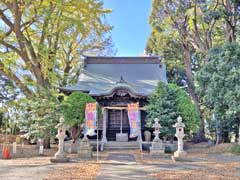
[94,87,148,147]
[107,109,130,141]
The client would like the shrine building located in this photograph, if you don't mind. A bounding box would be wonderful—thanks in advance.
[59,56,167,147]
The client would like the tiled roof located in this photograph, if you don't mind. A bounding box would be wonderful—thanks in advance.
[59,56,167,96]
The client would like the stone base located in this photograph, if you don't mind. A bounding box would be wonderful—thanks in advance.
[172,150,188,161]
[150,139,166,157]
[116,133,128,142]
[78,138,93,159]
[50,156,70,163]
[51,151,70,163]
[51,152,69,163]
[150,147,165,156]
[64,140,79,154]
[78,149,92,159]
[174,150,187,157]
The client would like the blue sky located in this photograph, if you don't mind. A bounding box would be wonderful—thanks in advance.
[104,0,152,56]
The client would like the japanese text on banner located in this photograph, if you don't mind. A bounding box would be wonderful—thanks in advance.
[85,103,97,136]
[127,103,141,138]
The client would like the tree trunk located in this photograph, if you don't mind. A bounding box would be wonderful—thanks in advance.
[238,126,240,144]
[237,114,240,144]
[43,136,51,149]
[71,125,81,143]
[181,41,205,142]
[224,0,237,43]
[222,131,230,143]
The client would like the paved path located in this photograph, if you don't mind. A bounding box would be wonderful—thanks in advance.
[97,153,151,180]
[96,153,202,180]
[96,163,155,180]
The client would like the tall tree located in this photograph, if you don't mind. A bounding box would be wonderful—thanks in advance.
[146,31,185,85]
[196,43,240,142]
[0,0,113,97]
[147,0,207,140]
[146,0,237,141]
[0,0,114,147]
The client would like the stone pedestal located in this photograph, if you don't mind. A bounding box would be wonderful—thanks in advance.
[78,138,92,159]
[174,150,187,157]
[150,139,165,156]
[172,150,188,162]
[64,140,80,154]
[51,151,69,163]
[116,133,128,142]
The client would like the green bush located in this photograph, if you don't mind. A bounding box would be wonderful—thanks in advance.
[231,144,240,155]
[146,82,200,139]
[61,92,96,126]
[145,82,178,138]
[169,84,200,137]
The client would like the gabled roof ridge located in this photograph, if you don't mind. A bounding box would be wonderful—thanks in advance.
[83,56,161,65]
[84,55,160,58]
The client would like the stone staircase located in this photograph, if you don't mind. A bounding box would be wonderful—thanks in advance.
[103,141,140,150]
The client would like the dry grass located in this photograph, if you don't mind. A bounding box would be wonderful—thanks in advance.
[150,169,238,180]
[150,143,240,180]
[43,162,101,180]
[150,160,240,180]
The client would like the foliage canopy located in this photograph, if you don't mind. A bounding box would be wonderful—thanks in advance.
[146,82,200,139]
[61,92,96,127]
[196,43,240,141]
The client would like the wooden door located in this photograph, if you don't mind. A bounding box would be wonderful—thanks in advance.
[108,109,121,129]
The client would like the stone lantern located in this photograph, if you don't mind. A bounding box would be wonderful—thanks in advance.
[153,118,161,141]
[51,117,69,162]
[150,118,165,156]
[173,116,187,158]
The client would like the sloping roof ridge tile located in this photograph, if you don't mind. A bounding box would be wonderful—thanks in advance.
[84,56,161,64]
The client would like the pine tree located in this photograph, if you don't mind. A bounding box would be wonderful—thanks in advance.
[145,82,178,139]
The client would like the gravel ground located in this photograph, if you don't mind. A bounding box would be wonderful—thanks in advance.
[0,144,102,180]
[147,143,240,180]
[0,157,66,180]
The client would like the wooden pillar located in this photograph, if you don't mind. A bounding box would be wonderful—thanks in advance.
[137,110,141,141]
[137,110,143,150]
[120,109,123,134]
[102,108,108,143]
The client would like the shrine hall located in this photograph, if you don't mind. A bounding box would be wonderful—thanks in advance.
[59,56,167,149]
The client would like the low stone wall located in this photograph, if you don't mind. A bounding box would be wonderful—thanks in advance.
[142,141,177,152]
[64,140,177,153]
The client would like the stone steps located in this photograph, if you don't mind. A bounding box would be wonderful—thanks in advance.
[104,141,140,150]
